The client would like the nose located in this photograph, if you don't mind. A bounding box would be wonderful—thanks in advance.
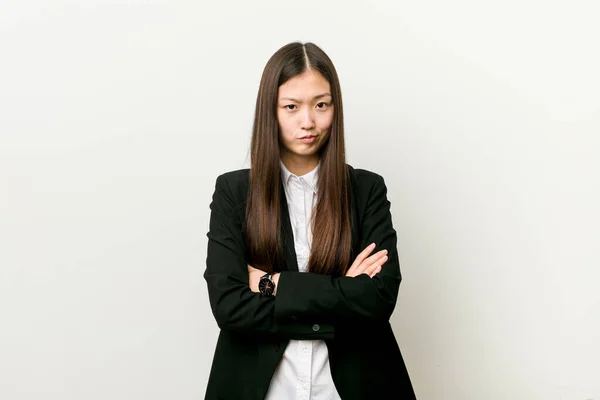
[299,108,315,130]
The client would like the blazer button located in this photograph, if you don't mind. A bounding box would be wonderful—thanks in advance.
[291,316,297,321]
[312,324,320,332]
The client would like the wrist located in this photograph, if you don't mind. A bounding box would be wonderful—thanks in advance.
[272,273,280,295]
[258,272,279,297]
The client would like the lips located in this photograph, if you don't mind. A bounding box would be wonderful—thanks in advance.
[299,135,317,144]
[300,135,316,139]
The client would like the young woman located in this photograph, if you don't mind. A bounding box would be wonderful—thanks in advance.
[204,42,416,400]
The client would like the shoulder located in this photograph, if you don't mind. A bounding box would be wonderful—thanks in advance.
[215,168,250,186]
[213,168,250,201]
[347,164,391,214]
[347,164,387,192]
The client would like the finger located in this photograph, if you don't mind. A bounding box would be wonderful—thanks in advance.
[369,265,382,278]
[360,243,377,258]
[356,249,388,274]
[366,254,388,276]
[367,262,384,278]
[365,249,387,264]
[352,243,376,267]
[348,243,377,273]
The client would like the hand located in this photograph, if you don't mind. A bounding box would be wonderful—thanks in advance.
[247,264,280,295]
[345,243,388,278]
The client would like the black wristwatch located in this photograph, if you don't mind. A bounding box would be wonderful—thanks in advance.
[258,273,276,297]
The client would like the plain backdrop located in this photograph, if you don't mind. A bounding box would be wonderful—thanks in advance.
[1,1,599,399]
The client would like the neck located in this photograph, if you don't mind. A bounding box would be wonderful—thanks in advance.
[280,153,320,176]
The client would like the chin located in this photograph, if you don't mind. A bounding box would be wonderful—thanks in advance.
[297,148,319,155]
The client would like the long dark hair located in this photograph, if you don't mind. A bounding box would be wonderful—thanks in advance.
[244,42,352,276]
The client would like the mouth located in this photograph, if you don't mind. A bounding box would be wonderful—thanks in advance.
[299,135,317,144]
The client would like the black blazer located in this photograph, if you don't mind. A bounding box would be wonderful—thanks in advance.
[204,164,416,400]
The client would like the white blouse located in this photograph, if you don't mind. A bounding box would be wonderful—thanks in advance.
[264,160,342,400]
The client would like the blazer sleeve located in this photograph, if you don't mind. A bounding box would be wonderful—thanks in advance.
[203,173,335,340]
[274,173,402,323]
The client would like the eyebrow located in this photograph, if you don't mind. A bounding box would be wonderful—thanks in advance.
[280,93,332,102]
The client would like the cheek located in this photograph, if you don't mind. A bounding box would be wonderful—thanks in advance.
[277,115,294,140]
[317,111,334,131]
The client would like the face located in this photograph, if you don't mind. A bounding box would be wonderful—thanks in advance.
[276,69,334,171]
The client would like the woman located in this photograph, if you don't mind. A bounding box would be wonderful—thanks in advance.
[204,42,416,400]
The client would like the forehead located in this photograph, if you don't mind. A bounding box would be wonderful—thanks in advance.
[278,70,331,100]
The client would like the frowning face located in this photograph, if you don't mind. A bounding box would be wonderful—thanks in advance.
[277,69,334,172]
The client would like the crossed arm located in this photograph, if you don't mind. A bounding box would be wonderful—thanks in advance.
[203,172,402,340]
[247,242,387,294]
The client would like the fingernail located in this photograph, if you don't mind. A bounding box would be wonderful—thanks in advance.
[370,243,376,249]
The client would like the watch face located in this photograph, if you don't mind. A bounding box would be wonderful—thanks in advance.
[258,275,275,296]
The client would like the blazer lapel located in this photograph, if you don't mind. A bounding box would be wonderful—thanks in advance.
[279,179,299,272]
[348,166,361,263]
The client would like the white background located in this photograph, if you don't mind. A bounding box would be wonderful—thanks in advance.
[1,1,599,399]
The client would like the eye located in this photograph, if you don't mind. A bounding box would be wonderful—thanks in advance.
[284,104,297,111]
[316,102,329,109]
